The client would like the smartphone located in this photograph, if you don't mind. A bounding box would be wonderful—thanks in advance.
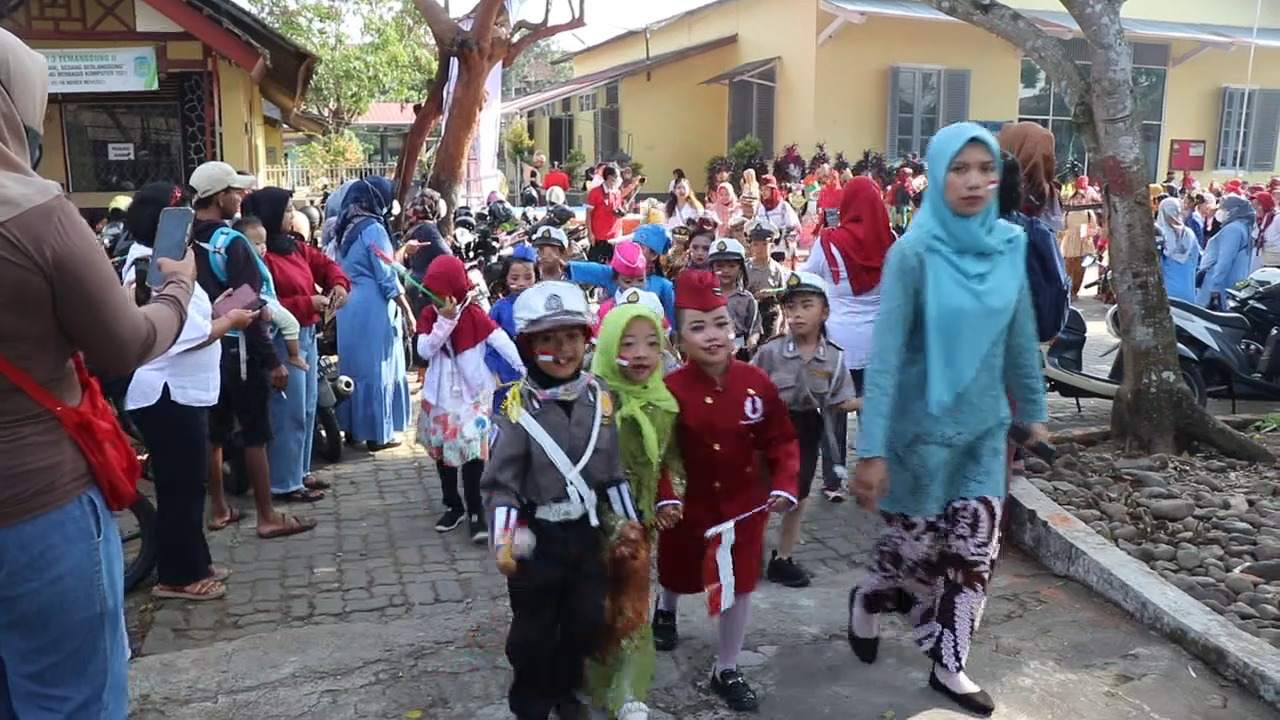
[148,206,196,287]
[212,284,262,318]
[824,208,839,228]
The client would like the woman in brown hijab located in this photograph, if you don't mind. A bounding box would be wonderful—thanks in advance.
[998,121,1064,233]
[0,28,194,718]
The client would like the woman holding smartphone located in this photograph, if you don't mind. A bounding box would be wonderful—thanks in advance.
[120,182,260,601]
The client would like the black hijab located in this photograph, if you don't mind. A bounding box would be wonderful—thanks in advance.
[242,186,298,255]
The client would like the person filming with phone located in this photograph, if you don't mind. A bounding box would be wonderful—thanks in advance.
[119,182,259,602]
[188,160,316,539]
[0,30,194,718]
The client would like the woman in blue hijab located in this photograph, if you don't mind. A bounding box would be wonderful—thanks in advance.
[1197,193,1256,309]
[848,123,1048,716]
[1155,196,1200,302]
[333,176,413,450]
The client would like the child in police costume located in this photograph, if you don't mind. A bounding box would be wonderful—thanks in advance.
[481,281,643,720]
[751,271,861,589]
[651,270,800,712]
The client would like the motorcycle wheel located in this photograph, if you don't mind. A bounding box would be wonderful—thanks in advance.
[315,407,344,464]
[1180,358,1209,408]
[119,496,158,593]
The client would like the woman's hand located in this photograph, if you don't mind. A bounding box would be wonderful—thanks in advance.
[310,294,331,312]
[330,285,349,310]
[768,494,795,513]
[439,295,459,320]
[223,308,259,331]
[155,247,196,282]
[655,504,683,530]
[853,458,888,510]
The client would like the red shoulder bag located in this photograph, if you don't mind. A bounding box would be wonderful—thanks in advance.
[0,353,140,511]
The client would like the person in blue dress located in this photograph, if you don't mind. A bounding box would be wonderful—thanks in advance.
[1197,194,1256,309]
[333,177,413,450]
[848,123,1048,717]
[1155,197,1200,303]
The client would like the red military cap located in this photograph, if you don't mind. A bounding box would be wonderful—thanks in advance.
[674,270,727,311]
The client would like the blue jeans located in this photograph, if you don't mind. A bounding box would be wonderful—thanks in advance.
[268,325,318,494]
[0,487,128,719]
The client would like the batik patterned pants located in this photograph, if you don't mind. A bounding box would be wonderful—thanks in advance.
[858,496,1001,672]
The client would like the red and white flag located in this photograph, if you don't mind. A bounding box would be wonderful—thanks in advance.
[703,522,737,617]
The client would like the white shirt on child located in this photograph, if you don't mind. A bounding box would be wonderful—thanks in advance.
[801,244,881,372]
[417,302,525,411]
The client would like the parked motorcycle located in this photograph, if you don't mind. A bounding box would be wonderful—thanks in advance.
[314,318,354,463]
[1044,303,1207,408]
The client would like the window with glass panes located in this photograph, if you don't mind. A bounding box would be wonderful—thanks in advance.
[1017,41,1168,182]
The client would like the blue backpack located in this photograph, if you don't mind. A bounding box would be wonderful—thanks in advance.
[198,226,277,337]
[1010,211,1070,343]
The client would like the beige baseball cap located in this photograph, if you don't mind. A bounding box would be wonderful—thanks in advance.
[188,161,256,200]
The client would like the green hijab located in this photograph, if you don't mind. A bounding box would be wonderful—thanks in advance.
[590,303,678,468]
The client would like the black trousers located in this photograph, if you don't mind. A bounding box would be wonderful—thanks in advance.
[130,389,213,587]
[823,368,865,491]
[437,459,483,515]
[506,517,607,720]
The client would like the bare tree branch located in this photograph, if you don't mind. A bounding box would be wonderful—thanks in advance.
[512,0,553,35]
[413,0,462,49]
[472,0,507,40]
[393,54,452,217]
[506,0,585,65]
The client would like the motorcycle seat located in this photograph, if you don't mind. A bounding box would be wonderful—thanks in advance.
[1170,298,1251,332]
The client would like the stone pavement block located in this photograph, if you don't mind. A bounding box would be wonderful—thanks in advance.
[434,579,465,602]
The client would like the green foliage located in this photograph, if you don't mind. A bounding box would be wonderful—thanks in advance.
[728,136,769,187]
[505,122,535,164]
[250,0,436,129]
[564,148,587,187]
[502,39,572,99]
[296,130,368,169]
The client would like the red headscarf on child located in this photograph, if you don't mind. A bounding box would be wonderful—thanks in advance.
[760,174,783,211]
[819,176,896,295]
[417,255,497,354]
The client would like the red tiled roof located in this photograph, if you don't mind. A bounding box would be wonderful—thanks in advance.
[356,102,416,125]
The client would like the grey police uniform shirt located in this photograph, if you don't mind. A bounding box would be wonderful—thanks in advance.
[481,377,625,518]
[751,336,856,412]
[725,288,763,344]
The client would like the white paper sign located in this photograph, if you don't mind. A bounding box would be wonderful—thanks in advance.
[107,143,135,160]
[39,47,159,94]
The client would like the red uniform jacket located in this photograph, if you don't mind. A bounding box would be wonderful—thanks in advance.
[657,360,800,595]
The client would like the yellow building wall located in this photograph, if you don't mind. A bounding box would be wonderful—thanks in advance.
[264,122,284,165]
[1005,0,1280,26]
[217,59,263,175]
[531,115,550,158]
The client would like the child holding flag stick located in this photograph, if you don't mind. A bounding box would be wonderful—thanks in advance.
[653,270,799,712]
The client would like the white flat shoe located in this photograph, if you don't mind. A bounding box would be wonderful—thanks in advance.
[618,700,649,720]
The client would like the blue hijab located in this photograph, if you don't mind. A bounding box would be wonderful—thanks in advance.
[910,122,1028,414]
[336,176,394,256]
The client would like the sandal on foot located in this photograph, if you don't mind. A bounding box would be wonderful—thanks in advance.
[206,507,242,531]
[207,565,232,583]
[152,579,226,601]
[272,488,325,503]
[302,474,331,491]
[257,514,318,539]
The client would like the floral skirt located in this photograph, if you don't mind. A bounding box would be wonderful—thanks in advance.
[416,396,490,467]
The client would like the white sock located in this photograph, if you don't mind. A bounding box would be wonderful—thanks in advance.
[850,587,879,638]
[658,587,680,613]
[934,666,981,694]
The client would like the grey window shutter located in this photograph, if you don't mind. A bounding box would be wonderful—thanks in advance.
[600,106,620,158]
[886,66,902,159]
[755,74,776,156]
[1218,87,1241,169]
[593,109,602,159]
[729,80,753,149]
[1248,89,1280,172]
[942,69,971,126]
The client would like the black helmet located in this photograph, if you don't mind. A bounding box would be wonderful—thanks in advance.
[455,214,477,232]
[300,205,321,230]
[488,200,514,226]
[546,203,576,226]
[454,205,474,220]
[520,186,539,207]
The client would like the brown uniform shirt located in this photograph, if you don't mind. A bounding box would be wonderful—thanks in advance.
[0,197,191,527]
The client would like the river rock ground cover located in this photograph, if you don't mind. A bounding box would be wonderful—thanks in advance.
[1024,434,1280,648]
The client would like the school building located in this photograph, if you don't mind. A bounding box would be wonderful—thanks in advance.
[505,0,1280,186]
[2,0,321,210]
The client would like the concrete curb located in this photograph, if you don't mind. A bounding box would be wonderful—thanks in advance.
[1006,475,1280,710]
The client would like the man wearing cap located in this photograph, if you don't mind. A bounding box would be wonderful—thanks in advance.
[652,270,799,712]
[189,161,313,538]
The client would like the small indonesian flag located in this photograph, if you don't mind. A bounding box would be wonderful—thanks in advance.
[703,520,737,617]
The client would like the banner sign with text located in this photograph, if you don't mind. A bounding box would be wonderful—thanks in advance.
[40,47,159,94]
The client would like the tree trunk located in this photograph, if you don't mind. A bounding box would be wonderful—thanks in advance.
[427,50,491,237]
[393,60,451,222]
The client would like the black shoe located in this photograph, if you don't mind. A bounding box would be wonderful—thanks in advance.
[710,667,759,712]
[553,697,587,720]
[434,508,464,532]
[766,551,811,588]
[469,514,489,544]
[929,669,995,717]
[366,440,402,452]
[847,586,879,664]
[652,608,678,651]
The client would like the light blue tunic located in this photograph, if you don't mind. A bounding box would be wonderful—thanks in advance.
[855,235,1048,517]
[335,219,410,444]
[1196,220,1252,307]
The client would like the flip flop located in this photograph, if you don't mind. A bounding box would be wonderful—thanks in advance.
[257,514,318,540]
[272,488,325,503]
[207,565,232,582]
[303,474,331,491]
[206,507,242,531]
[152,579,226,601]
